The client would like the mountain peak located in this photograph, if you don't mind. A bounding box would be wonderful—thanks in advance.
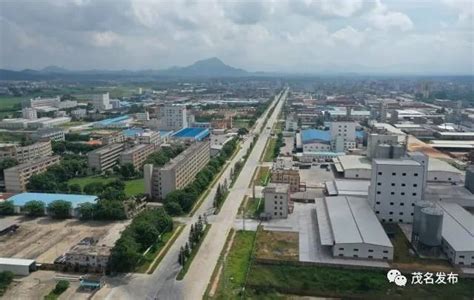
[42,65,69,73]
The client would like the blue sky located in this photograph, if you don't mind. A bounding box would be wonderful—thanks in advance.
[0,0,472,74]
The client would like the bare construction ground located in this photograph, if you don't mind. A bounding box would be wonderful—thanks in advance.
[0,216,127,263]
[255,230,299,261]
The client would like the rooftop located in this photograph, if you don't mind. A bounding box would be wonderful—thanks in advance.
[0,257,36,266]
[437,201,474,252]
[89,143,123,155]
[373,158,421,166]
[324,196,392,247]
[301,129,331,144]
[338,155,371,170]
[8,192,98,209]
[325,179,370,196]
[264,183,290,194]
[172,127,210,141]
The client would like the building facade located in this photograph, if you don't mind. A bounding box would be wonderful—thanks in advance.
[92,93,111,111]
[137,131,161,146]
[22,108,37,120]
[87,143,124,172]
[31,128,66,142]
[368,158,425,223]
[159,105,188,131]
[4,156,60,192]
[263,183,291,219]
[120,144,155,169]
[144,141,210,200]
[329,121,356,152]
[0,140,53,163]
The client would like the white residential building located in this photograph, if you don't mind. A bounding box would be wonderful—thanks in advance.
[158,105,188,131]
[368,158,425,223]
[92,93,112,111]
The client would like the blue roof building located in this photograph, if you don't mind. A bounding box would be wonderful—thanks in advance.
[301,129,331,144]
[172,127,210,141]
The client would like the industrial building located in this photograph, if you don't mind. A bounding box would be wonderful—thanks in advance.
[137,131,161,146]
[366,133,400,159]
[263,183,292,219]
[300,129,331,152]
[4,155,60,192]
[87,143,125,172]
[144,141,210,200]
[336,155,372,179]
[23,96,60,109]
[171,127,210,142]
[325,179,370,197]
[317,196,393,260]
[120,144,155,169]
[101,131,125,145]
[31,128,66,141]
[270,158,301,193]
[329,121,357,152]
[368,158,425,223]
[7,192,98,217]
[92,93,112,111]
[0,258,36,276]
[0,140,52,163]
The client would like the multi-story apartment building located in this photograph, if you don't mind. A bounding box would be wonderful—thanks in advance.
[137,131,161,146]
[23,96,60,109]
[144,141,210,200]
[329,121,356,152]
[158,105,188,131]
[101,131,125,145]
[368,158,425,223]
[120,144,155,169]
[263,183,291,219]
[4,155,60,192]
[31,128,66,142]
[0,140,53,163]
[64,244,110,271]
[87,143,124,172]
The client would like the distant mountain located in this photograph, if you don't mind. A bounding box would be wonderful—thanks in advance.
[166,57,248,77]
[0,57,250,80]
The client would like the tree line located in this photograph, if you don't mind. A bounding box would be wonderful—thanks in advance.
[178,215,206,267]
[108,208,173,273]
[163,138,238,216]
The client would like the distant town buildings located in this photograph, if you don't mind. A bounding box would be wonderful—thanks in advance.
[158,105,188,131]
[87,143,125,172]
[120,144,155,169]
[92,93,112,111]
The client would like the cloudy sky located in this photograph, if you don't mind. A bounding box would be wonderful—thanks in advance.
[0,0,473,74]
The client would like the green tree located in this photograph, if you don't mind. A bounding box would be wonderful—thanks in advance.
[0,201,15,215]
[100,187,126,201]
[53,280,69,295]
[68,183,82,194]
[78,202,96,220]
[47,200,72,219]
[23,200,45,217]
[108,234,142,272]
[83,182,105,195]
[164,200,183,216]
[237,128,249,136]
[26,173,58,192]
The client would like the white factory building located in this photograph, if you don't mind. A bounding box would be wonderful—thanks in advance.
[317,196,393,260]
[368,158,425,223]
[329,121,357,152]
[0,257,36,276]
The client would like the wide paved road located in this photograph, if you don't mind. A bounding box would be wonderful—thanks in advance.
[100,87,288,300]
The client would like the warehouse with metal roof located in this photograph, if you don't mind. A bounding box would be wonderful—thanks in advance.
[336,155,372,179]
[437,201,474,266]
[0,257,36,276]
[317,196,393,260]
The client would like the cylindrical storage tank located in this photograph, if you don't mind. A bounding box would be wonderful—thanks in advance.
[391,144,405,159]
[375,144,391,159]
[413,201,433,235]
[419,207,443,247]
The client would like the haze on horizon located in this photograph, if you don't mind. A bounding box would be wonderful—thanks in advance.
[0,0,473,75]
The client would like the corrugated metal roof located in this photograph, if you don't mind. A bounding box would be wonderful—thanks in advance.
[437,201,474,252]
[0,257,35,266]
[325,196,392,247]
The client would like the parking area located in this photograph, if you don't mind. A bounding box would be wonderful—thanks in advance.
[299,164,335,188]
[0,215,127,264]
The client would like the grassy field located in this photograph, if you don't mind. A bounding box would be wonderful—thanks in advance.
[238,196,263,219]
[262,138,277,162]
[233,118,251,129]
[0,96,25,110]
[176,225,212,280]
[254,166,270,186]
[68,176,145,197]
[211,230,256,299]
[255,230,298,261]
[136,224,184,273]
[246,264,474,299]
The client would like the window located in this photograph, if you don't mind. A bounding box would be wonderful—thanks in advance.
[402,173,406,176]
[390,202,394,205]
[391,192,395,195]
[400,202,405,206]
[274,201,278,204]
[280,212,282,216]
[368,256,373,259]
[411,213,414,216]
[377,182,381,186]
[448,178,452,181]
[274,195,278,199]
[381,218,385,222]
[378,172,382,175]
[274,212,277,216]
[383,250,388,253]
[389,212,393,215]
[434,177,438,180]
[338,254,343,257]
[401,183,406,187]
[389,218,393,222]
[377,191,381,194]
[391,183,395,186]
[412,203,415,206]
[413,184,418,187]
[399,212,404,215]
[355,174,359,178]
[399,219,403,222]
[339,248,344,251]
[376,201,380,205]
[401,192,405,196]
[414,173,418,176]
[274,206,278,210]
[459,255,465,259]
[368,249,374,253]
[376,211,380,214]
[392,172,396,176]
[280,201,283,204]
[353,249,359,252]
[412,193,417,196]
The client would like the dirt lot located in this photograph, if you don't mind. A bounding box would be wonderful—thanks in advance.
[0,216,126,263]
[255,230,299,261]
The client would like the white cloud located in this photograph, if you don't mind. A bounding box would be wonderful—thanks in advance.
[367,1,413,31]
[91,31,122,47]
[332,26,365,47]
